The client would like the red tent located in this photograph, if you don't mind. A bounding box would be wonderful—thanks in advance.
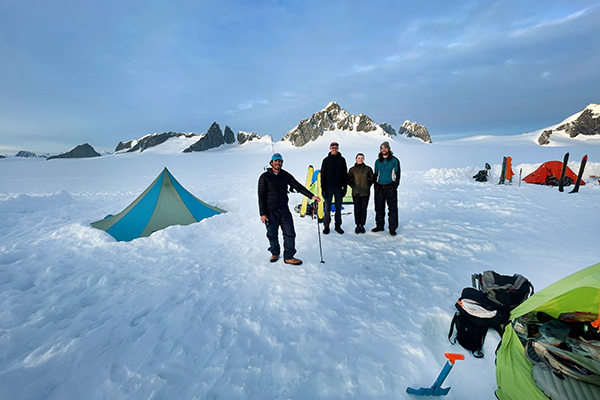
[523,161,584,186]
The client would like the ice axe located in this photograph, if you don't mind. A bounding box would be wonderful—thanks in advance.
[407,353,465,396]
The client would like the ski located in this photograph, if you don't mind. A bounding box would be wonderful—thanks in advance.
[505,156,514,183]
[316,171,324,220]
[558,152,570,192]
[300,165,314,217]
[498,156,507,185]
[569,155,588,194]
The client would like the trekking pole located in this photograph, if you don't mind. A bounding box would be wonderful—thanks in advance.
[312,204,325,263]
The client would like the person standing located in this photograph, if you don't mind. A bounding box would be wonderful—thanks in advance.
[258,153,321,265]
[320,142,348,234]
[347,153,373,234]
[372,141,401,236]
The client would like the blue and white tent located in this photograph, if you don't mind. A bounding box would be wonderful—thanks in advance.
[91,167,226,241]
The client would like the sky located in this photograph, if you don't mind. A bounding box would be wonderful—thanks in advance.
[1,0,600,154]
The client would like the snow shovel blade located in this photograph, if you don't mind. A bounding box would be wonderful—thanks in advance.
[406,386,450,396]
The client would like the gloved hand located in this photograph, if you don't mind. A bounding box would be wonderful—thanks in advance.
[341,187,347,198]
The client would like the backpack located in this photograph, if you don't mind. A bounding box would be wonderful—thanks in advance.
[449,287,511,358]
[473,170,488,182]
[472,270,534,309]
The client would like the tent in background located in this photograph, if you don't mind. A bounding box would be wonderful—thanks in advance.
[495,263,600,400]
[91,167,226,241]
[523,161,584,186]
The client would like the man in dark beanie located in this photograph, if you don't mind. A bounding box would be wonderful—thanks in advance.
[258,153,321,265]
[320,142,348,234]
[372,141,401,235]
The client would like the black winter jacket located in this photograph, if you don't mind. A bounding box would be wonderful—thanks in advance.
[258,168,313,216]
[320,152,348,191]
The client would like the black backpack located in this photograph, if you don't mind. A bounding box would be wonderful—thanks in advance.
[471,271,534,309]
[449,288,510,358]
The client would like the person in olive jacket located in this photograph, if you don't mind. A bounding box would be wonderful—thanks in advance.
[258,153,321,265]
[347,153,373,234]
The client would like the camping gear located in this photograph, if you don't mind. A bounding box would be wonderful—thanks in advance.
[495,262,600,400]
[570,155,588,194]
[449,287,511,357]
[558,152,569,192]
[523,161,583,187]
[91,167,225,241]
[473,163,491,182]
[472,271,534,309]
[406,353,464,396]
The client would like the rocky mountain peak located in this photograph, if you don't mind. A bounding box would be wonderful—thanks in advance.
[398,120,432,143]
[282,102,385,147]
[535,103,600,145]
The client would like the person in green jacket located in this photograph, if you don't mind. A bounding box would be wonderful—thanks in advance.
[372,141,401,236]
[347,153,373,234]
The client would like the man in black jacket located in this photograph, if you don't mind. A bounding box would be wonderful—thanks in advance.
[258,153,321,265]
[320,142,348,234]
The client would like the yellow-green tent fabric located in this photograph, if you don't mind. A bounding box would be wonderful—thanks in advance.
[91,167,226,241]
[495,263,600,400]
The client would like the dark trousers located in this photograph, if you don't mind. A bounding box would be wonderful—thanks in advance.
[265,208,296,260]
[374,183,398,230]
[323,187,343,229]
[352,195,369,226]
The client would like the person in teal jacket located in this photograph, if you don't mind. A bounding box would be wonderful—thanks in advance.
[372,141,401,236]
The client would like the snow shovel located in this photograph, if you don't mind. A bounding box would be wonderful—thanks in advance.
[406,353,464,396]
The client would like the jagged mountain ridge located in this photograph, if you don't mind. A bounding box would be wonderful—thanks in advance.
[533,103,600,145]
[281,102,431,147]
[281,102,389,147]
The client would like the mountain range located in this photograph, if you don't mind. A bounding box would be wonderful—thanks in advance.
[3,103,599,158]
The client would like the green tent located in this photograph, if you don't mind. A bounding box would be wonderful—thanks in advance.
[495,262,600,400]
[91,167,226,241]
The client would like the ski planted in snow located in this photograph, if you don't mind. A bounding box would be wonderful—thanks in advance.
[558,152,570,192]
[316,171,324,220]
[498,156,507,184]
[569,155,588,194]
[300,165,314,217]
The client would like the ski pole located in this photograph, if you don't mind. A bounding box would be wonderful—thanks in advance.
[313,205,325,263]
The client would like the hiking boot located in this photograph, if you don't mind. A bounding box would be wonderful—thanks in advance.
[361,226,366,234]
[270,255,279,263]
[371,226,384,232]
[390,229,397,236]
[284,258,303,265]
[355,226,360,234]
[335,227,344,234]
[323,226,330,234]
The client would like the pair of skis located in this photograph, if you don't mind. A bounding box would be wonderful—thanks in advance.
[498,156,514,185]
[558,152,588,194]
[299,165,324,219]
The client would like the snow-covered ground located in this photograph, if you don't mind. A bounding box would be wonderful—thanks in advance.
[1,133,599,399]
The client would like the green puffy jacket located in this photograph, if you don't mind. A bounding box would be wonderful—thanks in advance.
[347,163,374,197]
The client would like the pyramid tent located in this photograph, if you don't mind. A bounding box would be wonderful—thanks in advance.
[495,262,600,400]
[523,161,584,186]
[91,167,226,241]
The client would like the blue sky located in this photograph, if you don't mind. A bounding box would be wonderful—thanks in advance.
[1,0,599,153]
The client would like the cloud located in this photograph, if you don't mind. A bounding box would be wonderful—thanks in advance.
[509,7,591,38]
